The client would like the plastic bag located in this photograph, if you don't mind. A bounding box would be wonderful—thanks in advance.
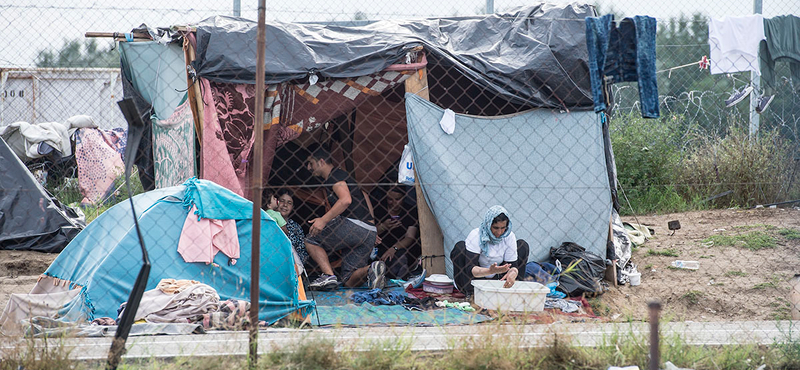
[398,144,415,185]
[550,242,607,297]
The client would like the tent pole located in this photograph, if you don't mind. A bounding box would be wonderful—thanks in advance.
[404,65,446,275]
[250,0,267,367]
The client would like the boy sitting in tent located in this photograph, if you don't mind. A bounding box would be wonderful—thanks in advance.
[304,148,378,290]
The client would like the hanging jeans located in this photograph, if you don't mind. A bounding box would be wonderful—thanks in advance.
[759,15,800,95]
[586,14,659,118]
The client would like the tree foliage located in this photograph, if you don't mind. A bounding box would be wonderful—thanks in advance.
[35,39,119,68]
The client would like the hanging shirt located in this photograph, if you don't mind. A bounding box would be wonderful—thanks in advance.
[709,15,765,75]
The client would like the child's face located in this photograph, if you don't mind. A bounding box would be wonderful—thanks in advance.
[269,195,278,210]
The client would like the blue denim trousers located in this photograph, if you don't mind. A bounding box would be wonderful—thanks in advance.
[586,14,659,118]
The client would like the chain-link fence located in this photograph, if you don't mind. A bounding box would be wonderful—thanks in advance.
[1,1,799,369]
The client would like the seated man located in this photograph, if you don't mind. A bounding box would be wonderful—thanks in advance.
[303,148,378,290]
[350,186,420,288]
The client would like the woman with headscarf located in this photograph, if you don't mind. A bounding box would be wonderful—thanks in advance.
[450,205,529,294]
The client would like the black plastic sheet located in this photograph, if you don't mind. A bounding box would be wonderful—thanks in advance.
[0,137,84,253]
[192,3,595,109]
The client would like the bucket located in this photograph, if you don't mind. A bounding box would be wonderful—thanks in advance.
[629,271,641,286]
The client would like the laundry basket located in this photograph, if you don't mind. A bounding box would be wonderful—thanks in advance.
[471,280,550,312]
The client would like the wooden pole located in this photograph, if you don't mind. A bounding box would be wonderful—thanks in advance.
[84,31,150,40]
[182,37,204,144]
[249,0,267,367]
[404,66,445,275]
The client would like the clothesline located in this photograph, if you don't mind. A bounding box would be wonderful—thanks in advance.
[657,56,709,77]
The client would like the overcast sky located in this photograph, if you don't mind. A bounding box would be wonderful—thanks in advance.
[1,0,796,67]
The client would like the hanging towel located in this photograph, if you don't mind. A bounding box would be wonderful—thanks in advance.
[178,205,241,265]
[709,15,765,75]
[439,109,456,134]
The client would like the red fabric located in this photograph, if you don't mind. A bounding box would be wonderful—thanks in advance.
[405,286,466,301]
[353,95,408,187]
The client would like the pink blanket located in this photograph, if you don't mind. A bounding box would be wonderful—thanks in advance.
[177,205,240,265]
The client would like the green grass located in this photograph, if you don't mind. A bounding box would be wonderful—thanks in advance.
[725,270,748,277]
[646,248,679,257]
[733,224,777,231]
[681,290,705,305]
[752,276,783,291]
[778,228,800,240]
[49,171,146,224]
[703,231,777,250]
[643,264,654,270]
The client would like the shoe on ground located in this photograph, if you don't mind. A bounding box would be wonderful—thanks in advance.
[308,273,339,291]
[407,268,427,289]
[367,261,387,290]
[755,94,774,114]
[724,86,753,107]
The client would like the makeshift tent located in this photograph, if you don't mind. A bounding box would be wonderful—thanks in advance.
[405,94,611,274]
[0,136,84,253]
[118,3,618,276]
[0,178,313,330]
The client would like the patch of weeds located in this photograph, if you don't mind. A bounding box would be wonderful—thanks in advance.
[588,297,611,317]
[752,281,779,290]
[733,224,777,231]
[681,290,705,305]
[266,338,342,370]
[703,231,777,250]
[667,265,696,271]
[778,228,800,240]
[775,323,800,369]
[0,336,80,370]
[646,248,679,257]
[752,275,783,291]
[643,264,654,270]
[725,270,748,277]
[699,255,714,259]
[348,339,421,370]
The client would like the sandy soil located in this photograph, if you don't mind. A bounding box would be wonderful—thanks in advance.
[1,207,799,322]
[606,207,800,322]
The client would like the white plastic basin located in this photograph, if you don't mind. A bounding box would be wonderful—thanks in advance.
[471,280,550,312]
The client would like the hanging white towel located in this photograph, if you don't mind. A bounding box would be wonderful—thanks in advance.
[709,15,765,75]
[439,109,456,134]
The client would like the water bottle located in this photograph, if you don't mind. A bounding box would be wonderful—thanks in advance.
[670,260,699,270]
[370,247,378,260]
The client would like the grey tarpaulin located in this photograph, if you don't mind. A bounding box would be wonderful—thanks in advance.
[404,93,611,277]
[192,3,596,109]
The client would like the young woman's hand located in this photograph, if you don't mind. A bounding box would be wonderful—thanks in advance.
[501,267,518,288]
[488,263,510,275]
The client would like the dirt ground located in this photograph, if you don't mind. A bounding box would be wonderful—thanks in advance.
[605,207,800,322]
[1,207,799,323]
